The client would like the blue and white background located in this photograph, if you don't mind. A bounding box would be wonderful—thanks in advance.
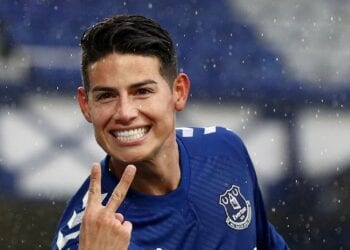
[0,1,349,249]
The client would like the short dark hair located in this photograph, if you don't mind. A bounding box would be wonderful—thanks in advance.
[80,15,178,91]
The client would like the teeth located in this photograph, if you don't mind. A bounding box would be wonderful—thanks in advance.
[114,127,148,141]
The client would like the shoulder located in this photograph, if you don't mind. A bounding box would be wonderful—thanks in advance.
[176,126,241,140]
[52,177,90,249]
[53,156,115,249]
[176,126,246,158]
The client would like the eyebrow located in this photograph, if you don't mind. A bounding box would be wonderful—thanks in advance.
[91,79,158,93]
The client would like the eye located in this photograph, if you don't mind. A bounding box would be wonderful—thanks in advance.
[135,88,153,96]
[95,92,115,101]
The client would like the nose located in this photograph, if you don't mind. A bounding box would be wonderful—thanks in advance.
[113,95,138,124]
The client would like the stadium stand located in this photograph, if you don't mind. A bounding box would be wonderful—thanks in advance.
[0,1,349,249]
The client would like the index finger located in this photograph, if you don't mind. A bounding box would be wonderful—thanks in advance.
[86,163,102,207]
[106,164,136,212]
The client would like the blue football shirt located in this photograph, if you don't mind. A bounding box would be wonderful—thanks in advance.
[52,127,288,250]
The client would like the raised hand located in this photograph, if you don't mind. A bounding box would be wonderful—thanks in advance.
[79,163,137,250]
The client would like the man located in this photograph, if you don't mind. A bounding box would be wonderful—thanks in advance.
[53,15,288,250]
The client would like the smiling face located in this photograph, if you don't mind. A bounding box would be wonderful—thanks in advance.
[78,53,189,165]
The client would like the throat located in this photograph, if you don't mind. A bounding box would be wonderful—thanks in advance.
[132,164,181,195]
[109,136,181,195]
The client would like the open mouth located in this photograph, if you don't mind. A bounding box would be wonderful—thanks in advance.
[112,126,150,142]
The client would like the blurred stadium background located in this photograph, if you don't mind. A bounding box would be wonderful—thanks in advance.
[0,0,349,249]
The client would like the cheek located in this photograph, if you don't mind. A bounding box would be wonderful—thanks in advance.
[90,106,114,127]
[147,98,176,127]
[139,97,174,118]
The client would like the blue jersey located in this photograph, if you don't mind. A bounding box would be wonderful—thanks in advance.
[52,127,288,250]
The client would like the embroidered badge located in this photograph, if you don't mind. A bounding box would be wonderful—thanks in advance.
[219,185,251,230]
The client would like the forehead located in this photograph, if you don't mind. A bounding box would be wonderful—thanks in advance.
[88,53,161,76]
[86,53,167,90]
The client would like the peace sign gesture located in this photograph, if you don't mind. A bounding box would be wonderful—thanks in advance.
[79,163,137,250]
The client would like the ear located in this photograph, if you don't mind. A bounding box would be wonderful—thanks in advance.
[172,73,190,111]
[77,87,92,123]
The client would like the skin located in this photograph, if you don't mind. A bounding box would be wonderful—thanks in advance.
[77,53,190,249]
[79,164,136,250]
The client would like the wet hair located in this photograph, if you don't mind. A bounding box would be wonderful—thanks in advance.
[80,15,178,91]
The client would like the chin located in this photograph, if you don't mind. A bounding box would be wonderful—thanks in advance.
[112,152,148,165]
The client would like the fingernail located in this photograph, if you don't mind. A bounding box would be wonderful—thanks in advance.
[126,164,137,175]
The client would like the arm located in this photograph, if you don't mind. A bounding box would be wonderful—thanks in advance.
[254,182,289,250]
[241,144,289,250]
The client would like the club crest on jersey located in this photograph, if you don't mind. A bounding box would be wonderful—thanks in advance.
[219,185,251,230]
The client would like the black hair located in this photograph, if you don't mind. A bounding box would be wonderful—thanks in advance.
[80,15,178,91]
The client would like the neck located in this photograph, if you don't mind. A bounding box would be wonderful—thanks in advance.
[109,141,181,196]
